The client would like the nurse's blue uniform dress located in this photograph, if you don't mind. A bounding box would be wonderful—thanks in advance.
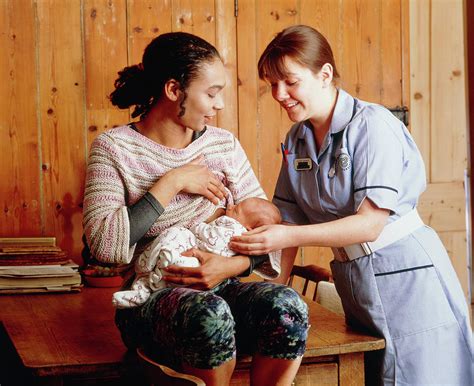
[273,89,473,385]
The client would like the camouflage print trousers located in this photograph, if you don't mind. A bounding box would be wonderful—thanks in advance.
[115,278,309,369]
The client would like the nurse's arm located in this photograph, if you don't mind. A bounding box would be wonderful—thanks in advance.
[294,198,390,248]
[229,198,389,254]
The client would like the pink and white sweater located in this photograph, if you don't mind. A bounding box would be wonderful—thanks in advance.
[83,124,279,277]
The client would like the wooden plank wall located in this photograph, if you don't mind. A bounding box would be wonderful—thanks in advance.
[466,0,474,304]
[410,0,469,298]
[0,1,468,297]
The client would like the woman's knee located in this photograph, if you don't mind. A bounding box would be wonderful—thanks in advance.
[252,284,309,359]
[255,284,309,323]
[177,292,236,367]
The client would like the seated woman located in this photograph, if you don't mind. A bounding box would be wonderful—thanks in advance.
[82,31,309,386]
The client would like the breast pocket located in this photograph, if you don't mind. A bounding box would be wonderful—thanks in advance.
[286,154,321,210]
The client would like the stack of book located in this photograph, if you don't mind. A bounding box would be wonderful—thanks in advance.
[0,237,82,294]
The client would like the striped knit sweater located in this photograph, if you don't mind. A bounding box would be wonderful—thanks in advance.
[83,124,267,270]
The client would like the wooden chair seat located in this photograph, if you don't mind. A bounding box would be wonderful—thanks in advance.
[137,347,205,386]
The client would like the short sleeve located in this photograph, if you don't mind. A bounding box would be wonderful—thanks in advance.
[272,154,310,225]
[352,111,404,213]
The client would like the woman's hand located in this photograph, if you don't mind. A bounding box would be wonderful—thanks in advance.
[149,155,227,206]
[162,248,249,290]
[229,224,292,255]
[170,156,227,204]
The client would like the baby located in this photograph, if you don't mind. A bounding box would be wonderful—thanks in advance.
[112,197,281,309]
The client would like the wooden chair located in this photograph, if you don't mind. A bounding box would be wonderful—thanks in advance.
[288,264,332,301]
[136,347,205,386]
[288,264,344,315]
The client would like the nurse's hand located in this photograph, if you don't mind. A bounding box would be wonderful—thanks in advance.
[229,224,290,255]
[162,248,249,290]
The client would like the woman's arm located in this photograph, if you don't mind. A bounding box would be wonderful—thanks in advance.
[163,249,251,290]
[229,198,390,255]
[149,155,227,207]
[127,156,227,246]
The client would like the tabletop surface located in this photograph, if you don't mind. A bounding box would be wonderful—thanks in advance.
[0,286,385,376]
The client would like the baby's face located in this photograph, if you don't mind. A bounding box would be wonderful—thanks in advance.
[225,203,245,223]
[226,201,260,229]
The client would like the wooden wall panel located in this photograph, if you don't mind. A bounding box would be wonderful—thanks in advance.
[236,0,259,170]
[439,231,469,300]
[430,0,467,183]
[341,0,382,102]
[410,0,469,296]
[409,0,430,178]
[215,0,238,135]
[0,0,42,236]
[37,0,86,258]
[255,0,298,196]
[84,0,129,147]
[418,181,466,232]
[127,0,172,65]
[300,0,342,69]
[401,0,410,108]
[172,0,215,43]
[381,0,402,106]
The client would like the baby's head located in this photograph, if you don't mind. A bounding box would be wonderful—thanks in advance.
[226,197,281,230]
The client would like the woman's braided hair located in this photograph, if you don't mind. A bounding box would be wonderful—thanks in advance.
[110,32,221,118]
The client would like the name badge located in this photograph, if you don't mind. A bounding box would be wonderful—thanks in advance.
[294,158,312,171]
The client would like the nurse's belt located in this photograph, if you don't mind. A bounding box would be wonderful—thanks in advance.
[332,209,424,261]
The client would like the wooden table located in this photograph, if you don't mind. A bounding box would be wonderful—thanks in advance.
[0,287,384,386]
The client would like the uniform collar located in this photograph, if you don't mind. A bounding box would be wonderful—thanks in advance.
[329,89,356,134]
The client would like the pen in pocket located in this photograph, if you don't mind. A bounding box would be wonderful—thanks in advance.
[280,142,289,164]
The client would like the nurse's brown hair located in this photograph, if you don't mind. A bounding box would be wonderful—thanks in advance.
[258,25,339,81]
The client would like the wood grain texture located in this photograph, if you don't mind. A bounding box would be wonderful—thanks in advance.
[0,0,42,236]
[37,0,86,260]
[418,181,466,232]
[341,0,382,102]
[430,0,467,182]
[172,0,215,43]
[256,0,297,196]
[215,0,238,135]
[339,352,365,386]
[0,288,126,376]
[0,287,383,384]
[409,0,431,178]
[439,230,469,299]
[128,0,172,65]
[293,362,338,385]
[84,0,129,148]
[381,0,402,107]
[236,0,259,173]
